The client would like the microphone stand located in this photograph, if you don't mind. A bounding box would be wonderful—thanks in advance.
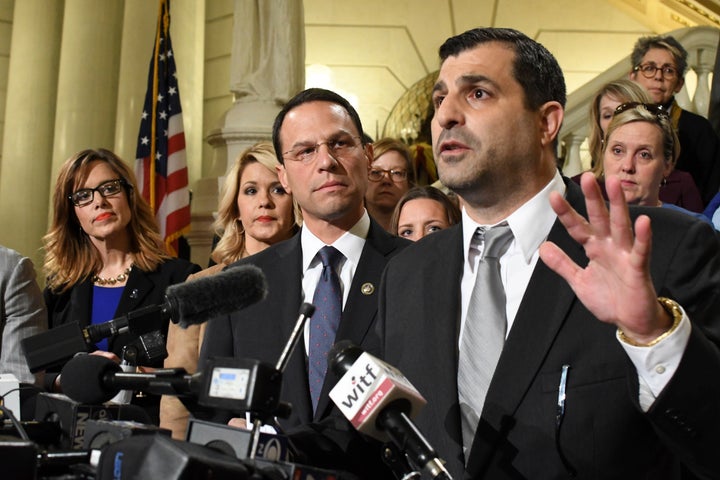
[247,303,315,459]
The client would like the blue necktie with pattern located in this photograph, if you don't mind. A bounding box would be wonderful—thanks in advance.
[308,245,344,412]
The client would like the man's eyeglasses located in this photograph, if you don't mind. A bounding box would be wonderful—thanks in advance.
[614,102,668,118]
[282,135,362,164]
[368,168,408,183]
[633,63,678,80]
[68,179,127,207]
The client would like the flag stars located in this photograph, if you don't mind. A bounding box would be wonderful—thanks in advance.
[157,93,164,102]
[141,111,149,120]
[168,86,177,96]
[159,53,166,62]
[140,137,149,145]
[159,111,168,120]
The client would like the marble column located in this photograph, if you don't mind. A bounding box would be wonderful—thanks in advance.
[50,0,123,179]
[0,0,63,266]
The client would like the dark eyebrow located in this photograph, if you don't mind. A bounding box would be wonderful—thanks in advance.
[457,74,498,91]
[433,74,499,95]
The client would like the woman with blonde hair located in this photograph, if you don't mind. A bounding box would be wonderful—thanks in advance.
[582,79,703,212]
[43,148,200,423]
[161,141,300,438]
[602,101,710,226]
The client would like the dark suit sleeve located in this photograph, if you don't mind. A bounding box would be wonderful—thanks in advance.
[643,215,720,477]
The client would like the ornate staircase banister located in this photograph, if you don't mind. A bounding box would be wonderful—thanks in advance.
[559,26,720,177]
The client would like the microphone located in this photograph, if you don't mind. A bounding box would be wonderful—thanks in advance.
[22,265,268,372]
[328,341,452,480]
[60,302,315,412]
[60,354,201,405]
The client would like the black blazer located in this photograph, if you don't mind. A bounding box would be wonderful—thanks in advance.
[377,179,720,479]
[676,107,720,206]
[199,219,409,425]
[44,258,200,386]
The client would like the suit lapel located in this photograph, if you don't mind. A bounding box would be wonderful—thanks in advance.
[419,227,466,469]
[268,236,315,423]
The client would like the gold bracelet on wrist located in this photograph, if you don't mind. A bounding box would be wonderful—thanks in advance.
[617,297,684,347]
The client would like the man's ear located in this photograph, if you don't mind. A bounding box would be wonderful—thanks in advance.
[277,164,292,194]
[539,101,564,146]
[364,142,374,168]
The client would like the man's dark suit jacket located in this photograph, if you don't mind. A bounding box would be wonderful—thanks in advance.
[199,220,408,475]
[675,106,720,206]
[44,258,200,420]
[377,179,720,479]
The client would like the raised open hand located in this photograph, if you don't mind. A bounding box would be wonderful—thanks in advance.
[539,173,671,344]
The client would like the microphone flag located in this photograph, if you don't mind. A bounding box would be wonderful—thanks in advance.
[329,351,426,441]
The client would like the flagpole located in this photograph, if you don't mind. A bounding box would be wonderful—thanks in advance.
[149,0,167,213]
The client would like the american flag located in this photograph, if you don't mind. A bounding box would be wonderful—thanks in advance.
[135,0,190,256]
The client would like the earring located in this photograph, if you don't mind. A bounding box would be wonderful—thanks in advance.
[661,177,668,187]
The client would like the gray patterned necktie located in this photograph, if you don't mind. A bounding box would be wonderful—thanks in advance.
[458,224,514,461]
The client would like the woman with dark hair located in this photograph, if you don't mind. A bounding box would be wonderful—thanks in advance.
[161,141,301,438]
[390,185,461,241]
[42,148,200,422]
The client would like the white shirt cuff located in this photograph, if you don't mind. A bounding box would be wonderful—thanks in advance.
[616,308,691,412]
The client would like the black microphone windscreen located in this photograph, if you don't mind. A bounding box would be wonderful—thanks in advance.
[166,264,268,329]
[328,340,363,377]
[61,355,122,404]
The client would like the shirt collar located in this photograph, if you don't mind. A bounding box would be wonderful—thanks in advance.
[462,170,566,263]
[301,210,370,271]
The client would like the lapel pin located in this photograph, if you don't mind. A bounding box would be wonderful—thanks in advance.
[361,283,374,295]
[129,289,139,299]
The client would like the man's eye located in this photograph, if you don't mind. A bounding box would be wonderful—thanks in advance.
[298,146,316,157]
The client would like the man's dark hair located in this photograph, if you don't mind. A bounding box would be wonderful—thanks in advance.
[272,88,366,164]
[438,27,567,110]
[630,35,688,76]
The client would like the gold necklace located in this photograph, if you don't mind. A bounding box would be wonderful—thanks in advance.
[92,266,132,286]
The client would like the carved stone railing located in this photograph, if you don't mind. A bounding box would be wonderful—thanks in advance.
[559,26,720,177]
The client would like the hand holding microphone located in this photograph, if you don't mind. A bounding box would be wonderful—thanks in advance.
[328,341,453,480]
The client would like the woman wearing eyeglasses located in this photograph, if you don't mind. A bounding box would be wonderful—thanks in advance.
[602,103,713,226]
[42,148,200,423]
[629,34,720,206]
[364,137,416,232]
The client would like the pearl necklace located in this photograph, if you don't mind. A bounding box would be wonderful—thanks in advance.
[92,266,132,286]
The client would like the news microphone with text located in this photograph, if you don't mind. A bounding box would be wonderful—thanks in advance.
[22,265,268,372]
[328,341,453,480]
